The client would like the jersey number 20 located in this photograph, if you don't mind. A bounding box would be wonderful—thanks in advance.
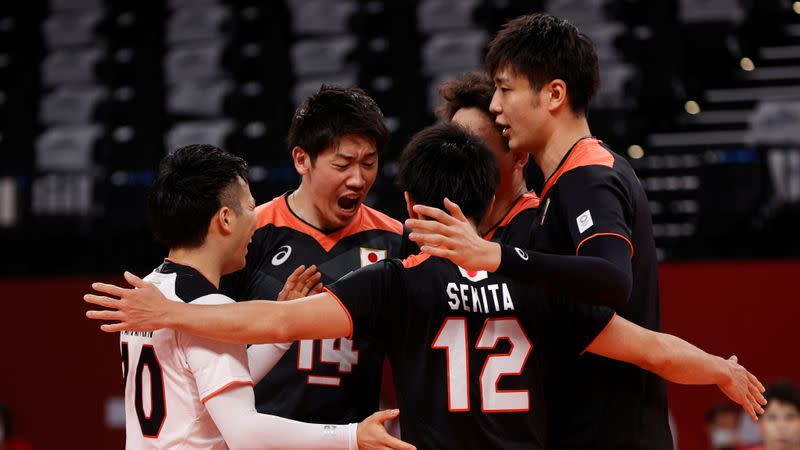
[121,342,166,437]
[432,317,532,412]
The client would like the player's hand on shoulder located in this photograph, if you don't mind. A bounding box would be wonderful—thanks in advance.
[718,355,767,422]
[405,198,501,271]
[276,264,323,301]
[84,271,173,333]
[356,409,415,450]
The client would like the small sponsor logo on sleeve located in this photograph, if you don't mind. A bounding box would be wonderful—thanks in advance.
[576,210,594,234]
[515,247,529,260]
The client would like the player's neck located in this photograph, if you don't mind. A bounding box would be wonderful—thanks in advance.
[479,180,527,235]
[289,185,329,230]
[166,248,222,288]
[536,115,591,181]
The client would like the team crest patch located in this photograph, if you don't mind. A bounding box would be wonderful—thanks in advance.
[457,266,488,282]
[576,209,594,234]
[360,248,386,267]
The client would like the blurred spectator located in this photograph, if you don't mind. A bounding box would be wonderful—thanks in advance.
[0,403,33,450]
[743,380,800,450]
[707,402,743,450]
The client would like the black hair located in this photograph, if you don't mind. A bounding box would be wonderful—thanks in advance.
[287,85,389,162]
[485,13,600,115]
[148,144,248,249]
[397,122,499,224]
[436,71,495,121]
[705,402,739,424]
[764,379,800,412]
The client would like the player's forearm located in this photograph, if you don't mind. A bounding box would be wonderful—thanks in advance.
[644,332,730,386]
[164,300,290,344]
[247,342,292,383]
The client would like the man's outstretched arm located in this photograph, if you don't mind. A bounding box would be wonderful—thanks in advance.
[585,315,767,421]
[84,272,351,344]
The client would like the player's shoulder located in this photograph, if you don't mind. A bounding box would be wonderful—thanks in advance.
[357,204,403,235]
[150,260,221,304]
[189,293,235,306]
[255,194,290,229]
[546,139,633,194]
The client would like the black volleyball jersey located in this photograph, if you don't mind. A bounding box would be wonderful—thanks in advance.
[532,138,671,450]
[327,254,614,450]
[221,192,411,424]
[483,192,539,248]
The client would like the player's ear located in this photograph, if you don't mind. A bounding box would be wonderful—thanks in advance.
[291,146,311,175]
[404,191,419,219]
[546,79,567,112]
[217,206,234,235]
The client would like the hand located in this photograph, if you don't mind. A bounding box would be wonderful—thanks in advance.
[356,409,415,450]
[405,198,501,271]
[84,271,174,332]
[718,355,767,421]
[277,265,323,301]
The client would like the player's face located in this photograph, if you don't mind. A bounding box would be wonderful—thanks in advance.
[302,134,378,230]
[758,399,800,450]
[452,107,522,196]
[490,67,550,154]
[227,177,257,274]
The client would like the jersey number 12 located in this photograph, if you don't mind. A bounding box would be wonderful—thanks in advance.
[432,317,532,412]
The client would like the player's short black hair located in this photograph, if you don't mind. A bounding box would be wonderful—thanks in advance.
[764,379,800,411]
[397,122,499,224]
[705,402,739,424]
[485,13,600,116]
[436,71,495,121]
[148,144,248,249]
[287,85,389,162]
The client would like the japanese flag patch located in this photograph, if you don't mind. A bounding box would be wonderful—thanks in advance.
[360,248,387,267]
[576,209,594,234]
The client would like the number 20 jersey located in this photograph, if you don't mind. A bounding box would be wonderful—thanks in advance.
[122,260,253,449]
[326,253,615,450]
[221,193,410,423]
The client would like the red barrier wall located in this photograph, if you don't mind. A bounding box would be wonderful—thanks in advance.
[0,261,797,449]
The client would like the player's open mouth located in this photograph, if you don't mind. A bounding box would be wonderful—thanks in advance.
[501,126,510,137]
[337,195,360,212]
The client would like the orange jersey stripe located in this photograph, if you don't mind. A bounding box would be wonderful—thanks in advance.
[540,139,614,199]
[401,252,432,269]
[576,232,634,258]
[483,192,540,241]
[200,380,254,404]
[255,195,403,252]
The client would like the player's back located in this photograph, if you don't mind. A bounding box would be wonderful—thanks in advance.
[121,260,252,449]
[327,253,613,449]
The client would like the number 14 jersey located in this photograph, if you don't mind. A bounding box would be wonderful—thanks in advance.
[221,193,410,424]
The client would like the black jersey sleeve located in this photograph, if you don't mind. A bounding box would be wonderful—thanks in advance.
[326,260,403,340]
[537,297,616,355]
[556,165,634,255]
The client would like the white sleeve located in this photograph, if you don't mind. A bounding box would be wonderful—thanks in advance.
[247,342,292,383]
[205,384,358,450]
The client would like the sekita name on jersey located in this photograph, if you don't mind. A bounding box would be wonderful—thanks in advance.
[445,282,515,313]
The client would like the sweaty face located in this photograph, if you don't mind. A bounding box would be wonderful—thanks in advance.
[490,67,549,154]
[452,107,516,195]
[759,399,800,450]
[302,134,379,230]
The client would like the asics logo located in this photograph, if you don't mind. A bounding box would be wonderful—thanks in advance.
[272,245,292,266]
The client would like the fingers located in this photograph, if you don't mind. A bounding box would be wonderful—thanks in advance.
[303,271,322,292]
[749,378,767,405]
[83,294,121,309]
[443,198,468,223]
[749,371,766,393]
[408,232,458,250]
[419,245,457,261]
[86,309,124,321]
[91,282,128,298]
[729,355,738,364]
[309,282,324,295]
[297,265,319,290]
[410,204,459,226]
[378,433,416,450]
[124,271,147,288]
[376,409,400,422]
[285,265,307,285]
[100,323,127,333]
[744,393,759,421]
[405,219,453,239]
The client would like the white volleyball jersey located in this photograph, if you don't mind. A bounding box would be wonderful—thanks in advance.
[121,259,253,449]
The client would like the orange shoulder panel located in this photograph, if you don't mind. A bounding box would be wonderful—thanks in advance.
[255,196,292,229]
[356,204,404,235]
[401,252,432,269]
[541,139,614,198]
[483,192,540,241]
